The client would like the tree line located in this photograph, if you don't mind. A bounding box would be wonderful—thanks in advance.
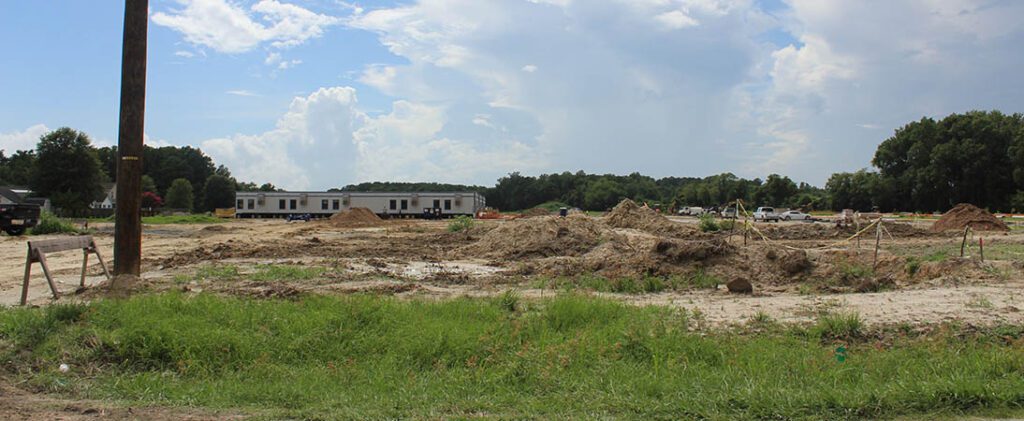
[0,127,253,215]
[3,110,1023,214]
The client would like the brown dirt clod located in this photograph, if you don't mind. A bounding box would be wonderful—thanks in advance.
[726,277,753,294]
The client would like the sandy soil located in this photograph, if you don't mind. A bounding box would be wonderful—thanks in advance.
[0,215,1020,329]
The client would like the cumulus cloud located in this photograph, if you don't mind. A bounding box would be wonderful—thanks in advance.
[152,0,338,54]
[340,0,1024,185]
[200,86,536,189]
[0,124,50,153]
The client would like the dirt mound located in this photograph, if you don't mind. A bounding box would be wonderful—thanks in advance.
[521,207,552,218]
[604,199,693,237]
[931,204,1008,232]
[472,214,605,259]
[327,207,385,228]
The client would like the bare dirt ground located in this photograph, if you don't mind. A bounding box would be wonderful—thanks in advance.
[1,206,1023,418]
[1,207,1021,327]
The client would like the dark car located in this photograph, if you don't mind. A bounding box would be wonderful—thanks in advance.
[286,213,312,222]
[0,203,41,235]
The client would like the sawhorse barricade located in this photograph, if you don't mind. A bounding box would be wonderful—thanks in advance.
[21,236,110,305]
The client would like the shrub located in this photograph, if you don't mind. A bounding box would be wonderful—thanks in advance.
[30,212,78,235]
[447,215,475,232]
[699,214,719,232]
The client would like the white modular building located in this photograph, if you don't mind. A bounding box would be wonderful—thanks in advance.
[234,191,487,218]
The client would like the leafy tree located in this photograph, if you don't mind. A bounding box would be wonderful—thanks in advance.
[0,150,37,186]
[583,178,626,210]
[165,178,194,211]
[202,174,236,211]
[755,174,798,207]
[29,127,105,214]
[141,175,157,193]
[141,191,163,208]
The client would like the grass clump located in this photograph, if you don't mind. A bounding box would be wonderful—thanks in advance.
[29,212,79,235]
[812,311,864,340]
[698,213,719,232]
[3,294,1024,419]
[447,215,475,232]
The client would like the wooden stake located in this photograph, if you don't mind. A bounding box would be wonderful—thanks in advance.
[20,251,33,306]
[960,226,970,257]
[979,237,984,262]
[873,219,882,268]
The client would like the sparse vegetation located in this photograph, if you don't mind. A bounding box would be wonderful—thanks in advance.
[250,264,325,282]
[699,213,719,232]
[447,215,475,232]
[1,294,1023,419]
[29,212,79,235]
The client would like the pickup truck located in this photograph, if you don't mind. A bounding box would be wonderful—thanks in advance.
[752,206,780,222]
[0,203,41,235]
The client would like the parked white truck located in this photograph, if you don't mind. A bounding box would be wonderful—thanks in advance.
[753,206,781,222]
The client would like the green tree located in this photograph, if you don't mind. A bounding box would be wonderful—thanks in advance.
[29,128,105,214]
[141,175,157,193]
[0,150,37,186]
[583,178,626,210]
[165,178,194,211]
[755,174,798,207]
[202,174,236,211]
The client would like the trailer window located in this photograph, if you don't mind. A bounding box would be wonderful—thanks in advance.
[389,199,397,210]
[321,199,329,210]
[247,199,254,209]
[433,199,440,209]
[444,199,452,210]
[279,199,286,210]
[237,199,244,209]
[290,199,297,210]
[400,200,408,210]
[332,200,340,210]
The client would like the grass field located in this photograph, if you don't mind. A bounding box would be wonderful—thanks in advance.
[1,293,1022,419]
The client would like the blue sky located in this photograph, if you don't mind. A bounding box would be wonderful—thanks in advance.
[2,0,1023,190]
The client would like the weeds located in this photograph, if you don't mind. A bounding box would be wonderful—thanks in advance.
[1,293,1023,419]
[29,212,78,235]
[698,214,719,232]
[447,215,475,232]
[812,311,863,340]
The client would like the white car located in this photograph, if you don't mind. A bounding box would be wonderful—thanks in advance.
[781,210,812,221]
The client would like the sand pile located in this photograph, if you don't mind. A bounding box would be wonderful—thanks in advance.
[327,207,385,228]
[604,199,694,237]
[472,214,605,259]
[930,203,1008,232]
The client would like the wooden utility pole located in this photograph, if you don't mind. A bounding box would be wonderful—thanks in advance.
[113,0,148,276]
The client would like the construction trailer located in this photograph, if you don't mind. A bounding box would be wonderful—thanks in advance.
[234,191,487,219]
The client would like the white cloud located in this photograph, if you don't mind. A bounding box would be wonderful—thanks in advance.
[174,50,195,58]
[152,0,339,54]
[199,86,538,189]
[521,64,538,73]
[0,124,49,153]
[654,10,699,30]
[226,90,260,97]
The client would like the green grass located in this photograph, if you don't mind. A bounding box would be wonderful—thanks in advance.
[446,215,475,232]
[142,214,224,224]
[536,270,720,294]
[250,264,325,282]
[2,293,1024,419]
